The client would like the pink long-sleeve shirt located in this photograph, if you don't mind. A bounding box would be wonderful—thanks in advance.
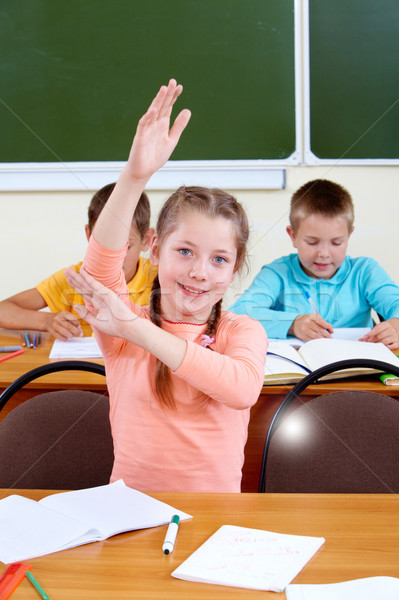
[83,237,268,492]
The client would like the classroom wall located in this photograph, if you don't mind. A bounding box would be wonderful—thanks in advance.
[1,165,398,308]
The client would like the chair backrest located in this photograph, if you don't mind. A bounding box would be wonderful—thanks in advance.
[0,360,106,412]
[0,360,112,490]
[0,389,114,490]
[259,359,399,493]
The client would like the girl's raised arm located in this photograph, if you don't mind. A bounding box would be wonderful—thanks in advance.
[92,79,191,251]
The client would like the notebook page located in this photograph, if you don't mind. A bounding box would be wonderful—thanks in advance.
[40,480,192,539]
[331,327,371,341]
[286,576,399,600]
[49,336,103,358]
[298,339,399,372]
[266,342,309,376]
[172,525,325,592]
[0,495,92,564]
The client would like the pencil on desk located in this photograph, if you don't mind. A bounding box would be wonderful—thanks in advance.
[0,349,24,363]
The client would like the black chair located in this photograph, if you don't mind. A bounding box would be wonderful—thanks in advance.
[259,359,399,493]
[0,361,114,490]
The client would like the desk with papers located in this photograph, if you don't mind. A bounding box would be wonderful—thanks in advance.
[0,490,397,599]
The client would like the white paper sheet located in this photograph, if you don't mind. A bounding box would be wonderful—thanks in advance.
[286,576,399,600]
[172,525,325,592]
[49,336,103,358]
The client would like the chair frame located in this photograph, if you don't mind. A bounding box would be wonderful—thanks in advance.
[0,360,106,413]
[258,358,399,492]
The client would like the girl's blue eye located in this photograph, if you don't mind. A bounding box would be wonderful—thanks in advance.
[179,248,192,256]
[214,256,227,264]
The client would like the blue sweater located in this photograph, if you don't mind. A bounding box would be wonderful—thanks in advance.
[229,254,399,339]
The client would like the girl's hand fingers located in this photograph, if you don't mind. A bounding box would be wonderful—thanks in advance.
[66,267,105,311]
[158,79,180,119]
[147,83,169,115]
[169,108,191,146]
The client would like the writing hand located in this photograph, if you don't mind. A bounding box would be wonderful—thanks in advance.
[46,311,82,340]
[289,313,334,341]
[65,267,138,340]
[360,319,399,349]
[127,79,191,182]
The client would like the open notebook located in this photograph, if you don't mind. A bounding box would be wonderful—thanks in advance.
[0,480,192,564]
[264,338,399,384]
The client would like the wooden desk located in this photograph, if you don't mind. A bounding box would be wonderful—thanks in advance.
[0,331,106,418]
[2,330,399,492]
[0,490,398,599]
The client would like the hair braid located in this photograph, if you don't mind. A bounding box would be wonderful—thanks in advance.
[149,275,175,409]
[203,299,222,349]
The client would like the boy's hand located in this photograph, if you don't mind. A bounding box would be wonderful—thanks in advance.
[45,311,82,340]
[289,314,334,341]
[360,318,399,349]
[127,79,191,182]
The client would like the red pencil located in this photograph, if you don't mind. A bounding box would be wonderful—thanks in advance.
[0,348,24,363]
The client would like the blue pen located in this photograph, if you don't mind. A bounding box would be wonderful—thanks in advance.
[305,291,320,316]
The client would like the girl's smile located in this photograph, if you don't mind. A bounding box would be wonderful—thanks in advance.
[150,211,237,323]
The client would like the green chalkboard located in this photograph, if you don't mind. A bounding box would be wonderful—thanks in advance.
[308,0,399,160]
[0,0,296,163]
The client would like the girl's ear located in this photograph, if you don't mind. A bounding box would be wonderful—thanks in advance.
[286,225,297,247]
[149,233,160,266]
[140,227,155,252]
[85,224,91,241]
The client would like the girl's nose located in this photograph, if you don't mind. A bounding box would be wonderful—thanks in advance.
[189,258,207,280]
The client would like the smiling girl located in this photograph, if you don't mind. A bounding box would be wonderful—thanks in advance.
[66,80,267,492]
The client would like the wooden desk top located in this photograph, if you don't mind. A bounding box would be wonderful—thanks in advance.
[0,331,105,391]
[260,376,399,396]
[0,491,398,599]
[1,330,396,396]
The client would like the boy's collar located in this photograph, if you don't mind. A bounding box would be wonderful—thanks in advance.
[291,254,350,284]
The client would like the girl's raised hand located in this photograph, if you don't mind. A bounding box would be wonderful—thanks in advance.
[127,79,191,181]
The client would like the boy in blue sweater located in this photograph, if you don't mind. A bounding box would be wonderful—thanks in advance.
[229,179,399,348]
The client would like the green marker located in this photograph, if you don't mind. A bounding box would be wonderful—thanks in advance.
[26,570,52,600]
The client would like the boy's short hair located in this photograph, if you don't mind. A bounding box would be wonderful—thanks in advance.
[289,179,354,232]
[88,182,151,238]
